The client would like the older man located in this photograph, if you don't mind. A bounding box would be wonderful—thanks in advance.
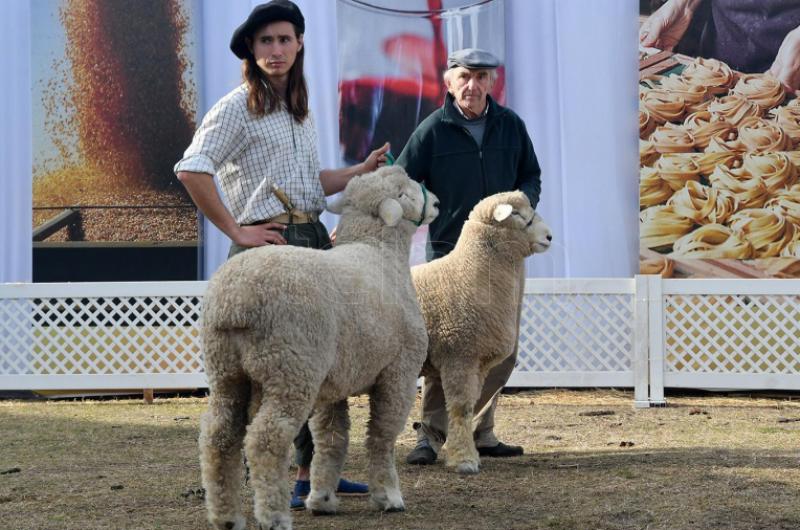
[397,48,542,465]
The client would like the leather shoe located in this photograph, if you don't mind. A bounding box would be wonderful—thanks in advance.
[477,441,524,457]
[405,440,437,465]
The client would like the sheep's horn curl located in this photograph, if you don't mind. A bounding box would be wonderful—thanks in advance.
[493,204,513,222]
[378,198,403,226]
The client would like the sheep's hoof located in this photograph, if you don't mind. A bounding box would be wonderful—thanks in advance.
[455,461,480,475]
[255,512,291,530]
[211,515,245,530]
[306,490,339,515]
[371,488,405,512]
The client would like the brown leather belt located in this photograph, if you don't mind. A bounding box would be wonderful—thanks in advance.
[253,211,320,225]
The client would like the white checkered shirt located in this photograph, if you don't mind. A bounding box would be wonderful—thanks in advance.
[174,84,326,225]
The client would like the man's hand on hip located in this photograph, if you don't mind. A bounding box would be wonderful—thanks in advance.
[233,223,287,247]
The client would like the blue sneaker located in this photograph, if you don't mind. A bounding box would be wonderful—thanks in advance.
[290,478,369,510]
[290,480,307,511]
[335,478,369,497]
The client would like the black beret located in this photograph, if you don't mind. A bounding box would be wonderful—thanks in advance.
[230,0,305,60]
[447,48,500,70]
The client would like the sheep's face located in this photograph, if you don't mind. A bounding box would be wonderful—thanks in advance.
[470,191,552,255]
[391,177,440,227]
[527,212,553,254]
[328,166,439,227]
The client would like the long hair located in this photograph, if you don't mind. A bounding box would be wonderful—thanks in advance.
[242,24,309,123]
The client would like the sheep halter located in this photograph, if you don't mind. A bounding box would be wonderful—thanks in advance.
[415,183,428,226]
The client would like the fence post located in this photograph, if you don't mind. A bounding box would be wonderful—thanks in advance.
[647,275,667,405]
[633,275,650,408]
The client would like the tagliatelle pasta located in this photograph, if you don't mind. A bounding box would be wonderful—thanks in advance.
[742,152,797,193]
[667,181,738,225]
[640,139,659,167]
[729,208,796,257]
[709,164,770,209]
[680,57,737,96]
[640,106,657,139]
[651,123,695,153]
[640,255,675,277]
[737,117,792,153]
[657,75,711,113]
[781,240,800,258]
[683,111,737,150]
[769,104,800,145]
[640,167,673,208]
[766,185,800,225]
[732,73,786,112]
[694,151,741,177]
[655,153,701,190]
[782,150,800,171]
[639,56,800,271]
[671,223,754,258]
[641,89,686,124]
[640,205,695,249]
[708,94,761,126]
[704,132,746,153]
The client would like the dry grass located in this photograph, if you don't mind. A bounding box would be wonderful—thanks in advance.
[2,389,800,529]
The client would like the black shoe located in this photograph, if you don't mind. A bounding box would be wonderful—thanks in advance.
[477,442,524,457]
[406,440,437,465]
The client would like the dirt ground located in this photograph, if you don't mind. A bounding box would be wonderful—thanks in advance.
[2,389,800,530]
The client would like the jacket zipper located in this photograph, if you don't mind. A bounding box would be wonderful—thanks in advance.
[462,126,487,197]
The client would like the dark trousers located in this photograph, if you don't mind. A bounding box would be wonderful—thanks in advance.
[228,220,331,468]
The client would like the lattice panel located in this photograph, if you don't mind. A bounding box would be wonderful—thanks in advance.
[0,296,203,375]
[664,294,800,374]
[517,293,634,372]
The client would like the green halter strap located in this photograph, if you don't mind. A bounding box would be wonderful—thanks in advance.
[415,182,428,227]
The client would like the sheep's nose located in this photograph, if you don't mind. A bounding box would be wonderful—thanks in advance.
[432,199,440,208]
[546,234,553,241]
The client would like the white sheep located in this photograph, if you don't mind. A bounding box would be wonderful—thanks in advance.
[412,191,552,474]
[198,166,439,530]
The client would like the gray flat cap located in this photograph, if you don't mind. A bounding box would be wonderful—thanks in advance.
[447,48,500,69]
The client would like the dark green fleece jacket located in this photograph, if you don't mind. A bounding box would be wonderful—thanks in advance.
[396,93,541,259]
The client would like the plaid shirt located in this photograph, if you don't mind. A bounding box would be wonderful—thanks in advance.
[174,85,326,224]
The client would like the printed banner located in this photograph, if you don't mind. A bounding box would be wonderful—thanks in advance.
[639,5,800,279]
[31,0,202,280]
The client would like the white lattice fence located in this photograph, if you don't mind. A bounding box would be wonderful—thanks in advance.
[651,279,800,394]
[0,279,645,396]
[0,282,206,389]
[512,279,639,390]
[6,277,800,403]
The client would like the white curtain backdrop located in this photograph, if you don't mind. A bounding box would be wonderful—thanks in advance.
[0,0,32,283]
[1,0,637,282]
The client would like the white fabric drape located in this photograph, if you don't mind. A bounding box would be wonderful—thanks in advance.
[509,0,639,277]
[1,0,637,281]
[0,0,32,283]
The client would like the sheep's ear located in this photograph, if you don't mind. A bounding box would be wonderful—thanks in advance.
[493,204,513,222]
[378,198,403,226]
[327,194,345,214]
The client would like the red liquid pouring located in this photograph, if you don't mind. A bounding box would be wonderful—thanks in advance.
[338,0,505,163]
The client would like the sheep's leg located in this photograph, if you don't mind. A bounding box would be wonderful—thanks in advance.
[440,367,481,474]
[306,399,350,515]
[245,383,314,530]
[199,377,250,530]
[366,369,417,512]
